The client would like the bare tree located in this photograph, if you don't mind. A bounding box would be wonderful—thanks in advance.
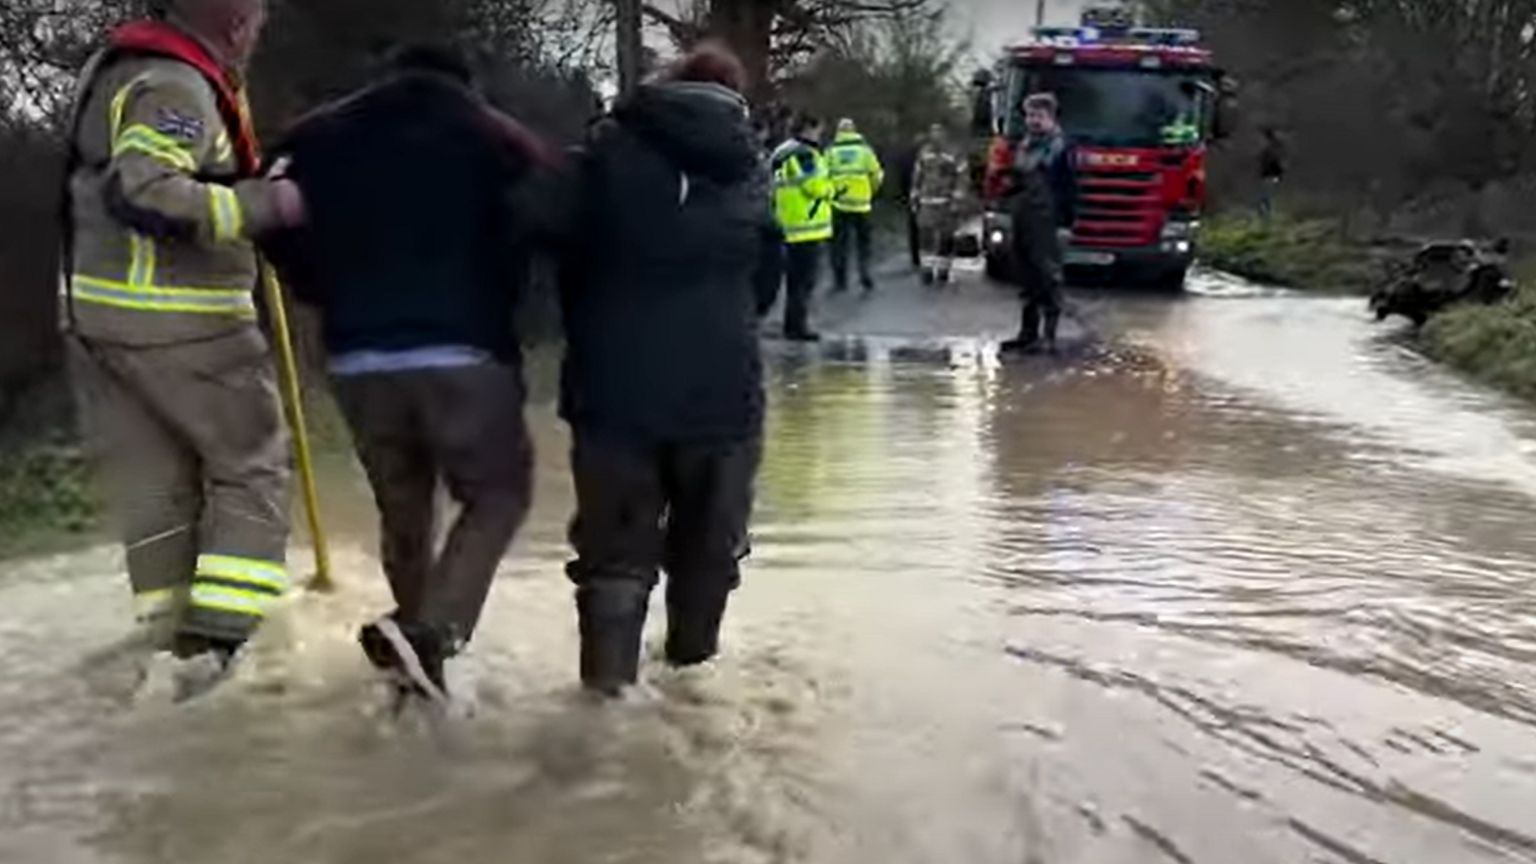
[615,0,644,92]
[642,0,939,99]
[1148,0,1536,225]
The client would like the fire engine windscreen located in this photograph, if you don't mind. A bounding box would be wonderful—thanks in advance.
[1004,67,1212,148]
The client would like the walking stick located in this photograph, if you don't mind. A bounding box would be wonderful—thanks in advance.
[260,263,334,593]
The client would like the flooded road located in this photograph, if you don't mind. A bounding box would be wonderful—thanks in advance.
[5,266,1536,863]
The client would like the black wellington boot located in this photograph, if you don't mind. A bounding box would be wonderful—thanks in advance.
[665,584,732,668]
[1000,302,1043,354]
[1043,307,1061,355]
[577,582,651,697]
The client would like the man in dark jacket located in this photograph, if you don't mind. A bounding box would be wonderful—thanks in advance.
[560,44,764,696]
[267,45,552,703]
[1002,92,1076,355]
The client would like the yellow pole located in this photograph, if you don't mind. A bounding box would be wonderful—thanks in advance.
[260,263,334,593]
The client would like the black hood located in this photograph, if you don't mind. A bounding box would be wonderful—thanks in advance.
[614,82,757,183]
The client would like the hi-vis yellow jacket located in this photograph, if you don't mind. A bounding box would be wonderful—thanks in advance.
[66,53,281,345]
[772,139,834,244]
[826,130,884,214]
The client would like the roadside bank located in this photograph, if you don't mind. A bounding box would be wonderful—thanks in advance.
[1199,212,1536,403]
[1198,213,1387,295]
[1422,278,1536,401]
[0,378,99,559]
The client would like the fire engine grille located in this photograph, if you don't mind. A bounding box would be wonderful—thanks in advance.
[1073,170,1162,246]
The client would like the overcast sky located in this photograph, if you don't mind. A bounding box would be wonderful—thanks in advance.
[956,0,1094,57]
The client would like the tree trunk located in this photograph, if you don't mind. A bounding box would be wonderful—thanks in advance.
[616,0,644,94]
[709,0,777,101]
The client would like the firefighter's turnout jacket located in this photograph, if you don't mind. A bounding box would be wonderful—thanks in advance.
[65,20,292,646]
[67,24,284,344]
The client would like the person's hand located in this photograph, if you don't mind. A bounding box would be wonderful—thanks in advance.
[265,155,293,180]
[270,178,307,228]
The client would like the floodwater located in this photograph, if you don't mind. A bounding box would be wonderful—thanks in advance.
[5,268,1536,863]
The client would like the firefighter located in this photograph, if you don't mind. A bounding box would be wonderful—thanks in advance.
[62,0,304,696]
[266,45,553,704]
[1001,92,1076,355]
[911,123,967,286]
[827,118,884,294]
[766,114,834,341]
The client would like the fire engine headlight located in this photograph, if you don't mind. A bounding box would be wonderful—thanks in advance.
[990,230,1007,246]
[1160,219,1199,240]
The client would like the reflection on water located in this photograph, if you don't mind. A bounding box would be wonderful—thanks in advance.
[4,279,1536,863]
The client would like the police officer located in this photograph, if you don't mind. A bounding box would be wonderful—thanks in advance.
[827,118,884,294]
[767,114,834,341]
[1002,93,1076,355]
[911,123,966,286]
[63,0,304,695]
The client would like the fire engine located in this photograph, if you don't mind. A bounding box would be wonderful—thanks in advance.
[973,6,1233,290]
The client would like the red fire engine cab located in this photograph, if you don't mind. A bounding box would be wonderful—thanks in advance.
[975,15,1232,290]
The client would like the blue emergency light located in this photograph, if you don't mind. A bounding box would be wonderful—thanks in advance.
[1028,25,1200,48]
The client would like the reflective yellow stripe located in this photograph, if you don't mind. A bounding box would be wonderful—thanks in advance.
[208,186,243,243]
[126,232,157,287]
[113,125,198,172]
[118,123,194,155]
[215,130,233,163]
[142,233,156,285]
[189,583,270,619]
[109,77,151,140]
[71,276,257,317]
[196,554,288,593]
[127,233,146,285]
[785,225,832,242]
[112,137,197,172]
[133,588,177,621]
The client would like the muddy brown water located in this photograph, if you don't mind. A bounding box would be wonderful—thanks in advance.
[3,269,1536,863]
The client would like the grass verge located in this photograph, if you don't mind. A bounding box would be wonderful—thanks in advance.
[1421,268,1536,401]
[0,379,101,558]
[1199,213,1383,294]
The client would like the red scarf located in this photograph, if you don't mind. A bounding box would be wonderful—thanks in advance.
[108,20,260,174]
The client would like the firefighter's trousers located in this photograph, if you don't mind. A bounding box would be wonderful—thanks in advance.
[916,200,959,277]
[70,328,292,646]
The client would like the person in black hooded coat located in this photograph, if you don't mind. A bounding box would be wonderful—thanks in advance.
[559,44,768,695]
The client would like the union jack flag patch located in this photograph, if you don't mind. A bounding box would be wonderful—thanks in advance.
[154,108,204,142]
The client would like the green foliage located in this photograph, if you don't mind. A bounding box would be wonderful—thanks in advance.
[1422,273,1536,400]
[0,436,100,556]
[1200,213,1381,293]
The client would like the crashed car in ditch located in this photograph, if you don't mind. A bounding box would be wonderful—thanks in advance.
[1370,239,1515,327]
